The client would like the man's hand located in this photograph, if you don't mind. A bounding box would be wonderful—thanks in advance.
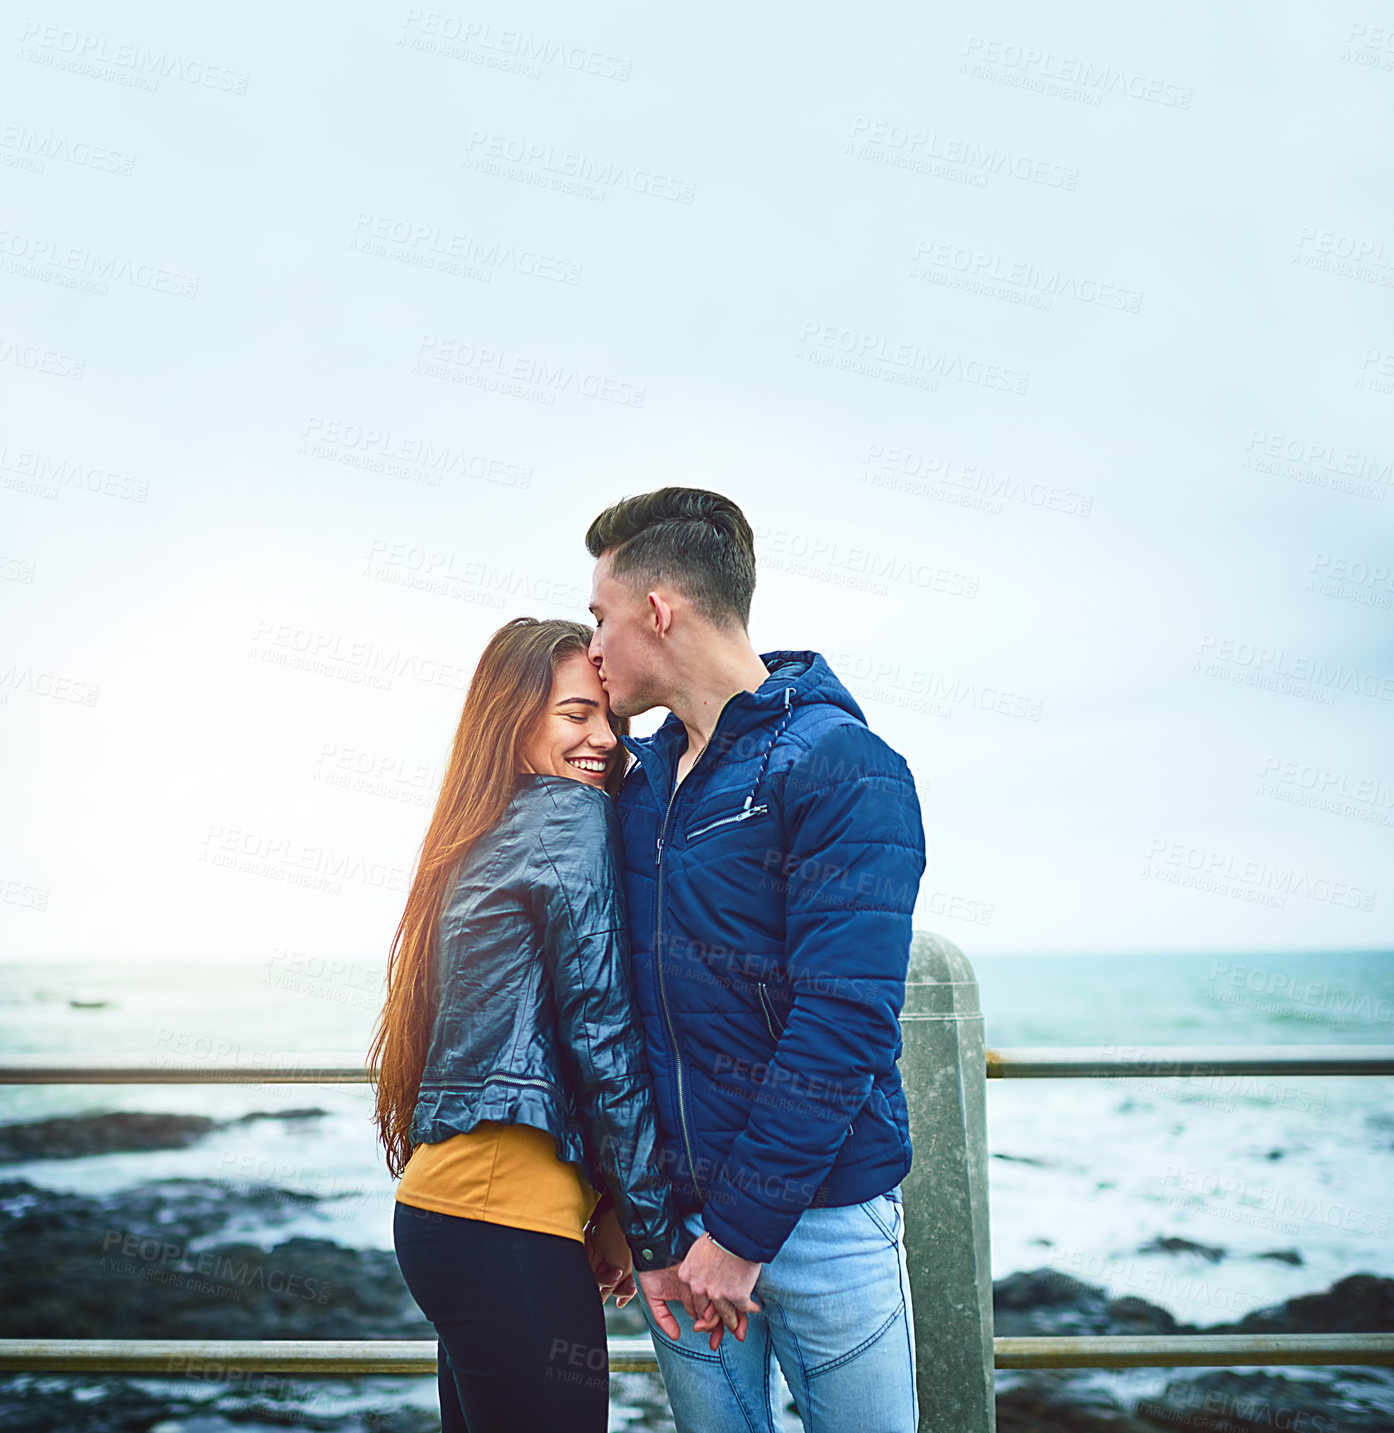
[636,1264,748,1351]
[678,1232,762,1344]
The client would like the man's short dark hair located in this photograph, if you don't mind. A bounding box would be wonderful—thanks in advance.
[585,487,756,630]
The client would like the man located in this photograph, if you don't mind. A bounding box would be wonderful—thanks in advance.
[583,487,926,1432]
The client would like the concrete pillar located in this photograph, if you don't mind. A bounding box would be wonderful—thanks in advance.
[899,930,995,1433]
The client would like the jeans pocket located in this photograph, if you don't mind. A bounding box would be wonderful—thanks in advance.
[860,1194,899,1246]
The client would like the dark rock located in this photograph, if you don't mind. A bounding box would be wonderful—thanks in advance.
[992,1265,1394,1342]
[0,1178,428,1341]
[997,1368,1394,1433]
[1207,1273,1394,1335]
[1254,1248,1304,1265]
[995,1372,1160,1431]
[993,1270,1119,1337]
[1139,1369,1394,1432]
[0,1372,442,1432]
[0,1108,327,1164]
[0,1113,217,1162]
[232,1108,328,1125]
[994,1269,1183,1338]
[1100,1295,1181,1336]
[1139,1234,1226,1262]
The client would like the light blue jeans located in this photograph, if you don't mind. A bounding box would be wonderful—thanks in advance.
[638,1186,918,1433]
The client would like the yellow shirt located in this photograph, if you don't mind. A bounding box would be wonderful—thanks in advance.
[395,1119,601,1244]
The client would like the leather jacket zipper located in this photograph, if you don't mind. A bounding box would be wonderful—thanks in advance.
[686,799,767,841]
[654,743,708,1200]
[483,1072,560,1095]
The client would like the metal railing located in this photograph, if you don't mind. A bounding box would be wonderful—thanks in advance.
[3,1045,1390,1084]
[3,935,1391,1432]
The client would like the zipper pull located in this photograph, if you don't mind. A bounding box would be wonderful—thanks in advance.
[655,835,663,867]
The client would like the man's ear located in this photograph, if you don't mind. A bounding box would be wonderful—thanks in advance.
[647,589,676,637]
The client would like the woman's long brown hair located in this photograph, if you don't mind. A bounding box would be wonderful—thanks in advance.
[367,616,629,1176]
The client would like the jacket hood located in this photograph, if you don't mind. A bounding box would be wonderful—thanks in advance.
[618,650,866,806]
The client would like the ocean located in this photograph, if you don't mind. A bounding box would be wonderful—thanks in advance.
[2,948,1391,1429]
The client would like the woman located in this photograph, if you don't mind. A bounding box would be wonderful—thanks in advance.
[369,616,698,1432]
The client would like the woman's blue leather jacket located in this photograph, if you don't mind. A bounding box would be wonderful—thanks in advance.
[409,772,691,1272]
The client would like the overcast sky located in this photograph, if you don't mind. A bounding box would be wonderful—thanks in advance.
[2,0,1391,964]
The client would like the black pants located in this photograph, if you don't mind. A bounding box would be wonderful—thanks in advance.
[393,1200,608,1433]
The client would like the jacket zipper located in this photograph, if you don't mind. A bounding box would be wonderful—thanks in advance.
[654,742,709,1200]
[483,1072,560,1094]
[686,800,768,841]
[756,980,785,1041]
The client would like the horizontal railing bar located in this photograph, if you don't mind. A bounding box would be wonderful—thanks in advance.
[994,1332,1394,1368]
[985,1046,1394,1078]
[0,1056,371,1085]
[2,1335,1391,1374]
[2,1046,1391,1084]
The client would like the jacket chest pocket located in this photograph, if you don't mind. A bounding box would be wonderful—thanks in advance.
[684,800,770,846]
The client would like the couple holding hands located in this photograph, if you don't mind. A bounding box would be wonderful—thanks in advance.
[370,487,926,1431]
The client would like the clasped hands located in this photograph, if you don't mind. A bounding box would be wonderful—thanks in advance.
[585,1207,761,1350]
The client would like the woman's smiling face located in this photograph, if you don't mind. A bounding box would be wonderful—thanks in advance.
[517,651,620,788]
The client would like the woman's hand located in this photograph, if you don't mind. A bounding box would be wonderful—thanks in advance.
[585,1205,635,1307]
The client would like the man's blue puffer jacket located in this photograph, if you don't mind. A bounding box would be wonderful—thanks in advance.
[615,650,927,1264]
